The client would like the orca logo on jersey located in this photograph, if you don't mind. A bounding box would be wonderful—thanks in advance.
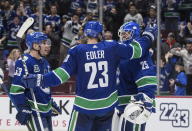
[34,65,40,73]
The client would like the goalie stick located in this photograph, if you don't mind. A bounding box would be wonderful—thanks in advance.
[16,17,45,131]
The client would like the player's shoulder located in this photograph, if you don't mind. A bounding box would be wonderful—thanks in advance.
[16,54,31,65]
[101,40,120,48]
[68,45,79,54]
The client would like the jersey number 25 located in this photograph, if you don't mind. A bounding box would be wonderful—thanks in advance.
[85,61,109,89]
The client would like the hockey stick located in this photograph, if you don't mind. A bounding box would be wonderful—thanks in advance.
[16,17,45,131]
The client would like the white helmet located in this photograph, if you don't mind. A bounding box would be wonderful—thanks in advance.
[123,102,151,124]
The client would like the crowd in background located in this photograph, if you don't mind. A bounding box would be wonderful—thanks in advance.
[0,0,192,96]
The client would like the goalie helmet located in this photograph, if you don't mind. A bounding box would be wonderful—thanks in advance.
[123,102,151,124]
[26,32,48,49]
[118,21,140,43]
[84,21,103,38]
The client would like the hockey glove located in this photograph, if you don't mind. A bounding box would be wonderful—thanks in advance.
[51,99,61,116]
[16,105,32,125]
[123,93,155,124]
[21,74,43,89]
[131,93,155,112]
[142,24,157,42]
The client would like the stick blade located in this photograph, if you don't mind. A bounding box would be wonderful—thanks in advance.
[16,17,34,38]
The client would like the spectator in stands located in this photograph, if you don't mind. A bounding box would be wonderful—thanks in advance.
[86,0,98,15]
[178,21,192,41]
[71,26,84,46]
[161,32,181,58]
[74,7,85,22]
[1,0,15,26]
[160,56,173,95]
[170,38,192,95]
[6,48,20,92]
[44,24,60,69]
[103,31,113,41]
[173,58,187,96]
[104,7,121,40]
[0,23,7,60]
[162,0,180,11]
[60,14,81,65]
[143,4,157,27]
[7,16,21,51]
[81,12,93,25]
[17,1,32,19]
[123,3,143,26]
[44,4,61,32]
[69,0,85,15]
[184,22,192,37]
[30,6,46,31]
[14,4,28,24]
[104,0,117,12]
[160,51,178,95]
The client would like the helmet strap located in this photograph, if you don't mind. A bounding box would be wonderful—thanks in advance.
[31,44,42,57]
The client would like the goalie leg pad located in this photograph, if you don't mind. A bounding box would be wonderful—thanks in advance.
[112,109,120,131]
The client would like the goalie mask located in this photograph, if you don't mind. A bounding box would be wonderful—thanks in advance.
[118,21,140,43]
[123,102,151,124]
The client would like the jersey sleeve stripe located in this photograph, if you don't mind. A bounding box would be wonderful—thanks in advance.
[9,84,25,93]
[9,92,25,95]
[28,99,52,113]
[118,95,156,107]
[74,91,118,110]
[69,110,79,131]
[130,40,142,59]
[136,76,157,88]
[53,67,70,83]
[118,95,132,105]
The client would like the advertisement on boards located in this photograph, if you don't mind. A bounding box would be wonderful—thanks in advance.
[0,96,192,131]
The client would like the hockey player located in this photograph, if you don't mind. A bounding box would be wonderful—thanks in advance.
[112,23,157,131]
[21,21,157,131]
[9,32,61,131]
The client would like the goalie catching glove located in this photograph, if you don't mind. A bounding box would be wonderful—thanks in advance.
[123,93,155,124]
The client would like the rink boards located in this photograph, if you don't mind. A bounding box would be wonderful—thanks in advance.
[0,95,192,131]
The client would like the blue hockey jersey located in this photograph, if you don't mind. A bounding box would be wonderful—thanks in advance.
[174,71,187,96]
[117,51,157,112]
[42,36,152,114]
[10,54,52,116]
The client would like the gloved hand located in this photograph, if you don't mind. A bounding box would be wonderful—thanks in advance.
[123,93,155,124]
[16,105,32,125]
[21,74,43,89]
[51,99,61,116]
[131,93,155,113]
[142,24,158,42]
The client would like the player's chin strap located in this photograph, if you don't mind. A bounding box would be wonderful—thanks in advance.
[123,93,155,124]
[31,44,44,57]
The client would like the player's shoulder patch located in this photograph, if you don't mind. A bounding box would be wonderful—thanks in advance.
[18,55,29,61]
